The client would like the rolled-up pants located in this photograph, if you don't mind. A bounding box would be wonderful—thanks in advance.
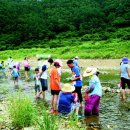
[85,94,100,116]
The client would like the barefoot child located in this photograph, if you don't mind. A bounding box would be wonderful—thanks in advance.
[34,68,41,99]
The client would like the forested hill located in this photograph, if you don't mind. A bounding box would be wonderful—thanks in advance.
[0,0,130,50]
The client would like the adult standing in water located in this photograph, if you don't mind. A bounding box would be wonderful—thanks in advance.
[67,60,83,107]
[23,57,30,80]
[83,67,102,116]
[120,57,130,99]
[73,56,79,67]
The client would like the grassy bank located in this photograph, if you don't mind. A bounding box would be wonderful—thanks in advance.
[0,39,130,60]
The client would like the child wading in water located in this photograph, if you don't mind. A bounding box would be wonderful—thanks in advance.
[11,65,19,86]
[0,61,7,78]
[83,67,102,116]
[34,68,41,99]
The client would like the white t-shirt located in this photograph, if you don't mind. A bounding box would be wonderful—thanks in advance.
[40,64,48,79]
[120,63,130,79]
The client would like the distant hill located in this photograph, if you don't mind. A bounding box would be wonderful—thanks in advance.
[0,0,130,50]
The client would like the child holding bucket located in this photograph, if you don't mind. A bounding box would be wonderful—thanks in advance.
[83,67,102,116]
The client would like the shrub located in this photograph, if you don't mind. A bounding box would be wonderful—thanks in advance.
[8,93,37,128]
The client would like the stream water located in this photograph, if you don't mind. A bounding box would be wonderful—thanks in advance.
[0,73,130,130]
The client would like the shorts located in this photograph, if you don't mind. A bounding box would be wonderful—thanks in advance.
[40,79,48,91]
[24,67,30,71]
[121,77,130,89]
[14,76,18,80]
[35,85,40,93]
[73,86,83,102]
[51,90,60,95]
[2,68,6,73]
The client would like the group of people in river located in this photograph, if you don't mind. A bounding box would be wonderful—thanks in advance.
[0,56,130,117]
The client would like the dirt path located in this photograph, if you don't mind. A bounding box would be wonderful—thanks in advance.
[29,59,121,70]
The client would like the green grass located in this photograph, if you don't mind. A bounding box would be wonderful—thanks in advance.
[0,39,130,60]
[37,107,58,130]
[60,70,119,88]
[8,93,37,128]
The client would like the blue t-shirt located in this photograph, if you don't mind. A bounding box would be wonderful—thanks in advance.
[88,75,102,97]
[12,68,19,78]
[71,66,82,87]
[120,63,130,79]
[73,60,79,67]
[58,92,74,114]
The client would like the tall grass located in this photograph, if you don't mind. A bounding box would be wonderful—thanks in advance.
[0,39,130,60]
[37,107,58,130]
[8,93,37,128]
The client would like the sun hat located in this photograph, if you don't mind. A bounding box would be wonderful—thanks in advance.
[83,67,97,77]
[62,83,75,92]
[122,57,130,63]
[75,56,79,59]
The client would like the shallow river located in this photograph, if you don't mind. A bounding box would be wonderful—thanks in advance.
[0,74,130,130]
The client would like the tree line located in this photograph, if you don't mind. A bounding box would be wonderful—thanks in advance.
[0,0,130,50]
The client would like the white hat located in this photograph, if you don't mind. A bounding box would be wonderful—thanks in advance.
[75,56,79,59]
[62,83,75,92]
[48,55,51,58]
[83,67,97,77]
